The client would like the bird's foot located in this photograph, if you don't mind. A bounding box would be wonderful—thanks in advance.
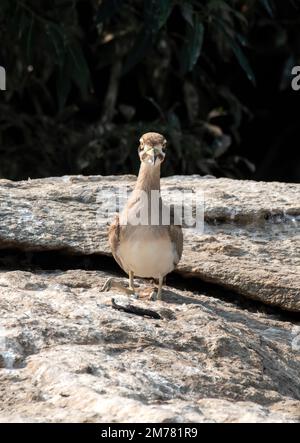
[100,278,138,298]
[100,277,114,292]
[149,289,162,301]
[149,290,157,301]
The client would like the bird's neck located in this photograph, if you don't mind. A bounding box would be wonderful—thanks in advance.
[135,162,161,193]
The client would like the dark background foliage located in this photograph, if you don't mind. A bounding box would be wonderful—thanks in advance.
[0,0,299,182]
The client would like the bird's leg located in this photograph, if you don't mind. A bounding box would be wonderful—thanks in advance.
[156,276,164,300]
[149,276,164,301]
[100,277,137,297]
[129,271,135,291]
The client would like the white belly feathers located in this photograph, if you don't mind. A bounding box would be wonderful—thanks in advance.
[118,236,176,278]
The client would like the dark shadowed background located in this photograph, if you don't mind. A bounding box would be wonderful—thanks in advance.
[0,0,299,182]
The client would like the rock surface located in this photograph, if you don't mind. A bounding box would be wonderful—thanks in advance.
[0,270,299,423]
[0,175,299,311]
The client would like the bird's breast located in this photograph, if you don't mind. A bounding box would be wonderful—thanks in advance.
[118,229,176,278]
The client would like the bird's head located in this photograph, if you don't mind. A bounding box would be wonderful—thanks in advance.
[138,132,167,166]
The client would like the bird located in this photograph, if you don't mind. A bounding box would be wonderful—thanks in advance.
[102,132,183,300]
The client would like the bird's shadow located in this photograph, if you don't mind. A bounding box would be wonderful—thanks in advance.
[161,288,203,306]
[137,284,202,306]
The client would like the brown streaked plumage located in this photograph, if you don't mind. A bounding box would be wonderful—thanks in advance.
[104,132,183,300]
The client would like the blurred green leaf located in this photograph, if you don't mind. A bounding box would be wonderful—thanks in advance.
[167,110,181,132]
[181,18,204,73]
[231,10,248,26]
[157,0,174,29]
[18,11,29,39]
[56,61,72,110]
[124,0,173,73]
[68,43,90,96]
[46,23,66,66]
[213,17,256,85]
[144,0,174,34]
[123,31,152,73]
[96,0,125,23]
[56,41,90,109]
[26,15,34,62]
[207,0,231,11]
[260,0,274,17]
[180,2,194,27]
[236,32,249,47]
[230,40,256,85]
[208,0,248,26]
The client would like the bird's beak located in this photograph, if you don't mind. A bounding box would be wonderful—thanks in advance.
[146,148,157,165]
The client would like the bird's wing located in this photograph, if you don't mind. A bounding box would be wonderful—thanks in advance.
[163,203,183,265]
[168,224,183,266]
[108,214,125,271]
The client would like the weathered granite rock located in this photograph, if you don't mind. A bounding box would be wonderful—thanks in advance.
[0,175,299,311]
[0,270,299,423]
